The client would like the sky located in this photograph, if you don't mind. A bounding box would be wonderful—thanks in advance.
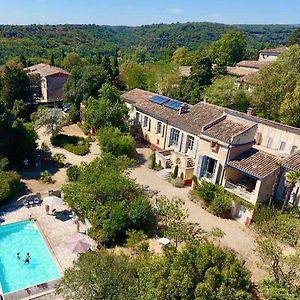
[0,0,299,26]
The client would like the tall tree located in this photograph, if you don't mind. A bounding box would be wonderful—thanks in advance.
[206,31,246,66]
[0,63,32,108]
[101,56,114,78]
[252,45,300,123]
[50,53,55,66]
[281,171,300,212]
[62,52,83,72]
[112,50,120,78]
[288,28,300,46]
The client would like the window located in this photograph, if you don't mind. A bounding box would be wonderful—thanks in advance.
[279,141,286,151]
[267,137,273,148]
[202,156,217,179]
[291,145,298,154]
[135,112,140,125]
[156,121,162,134]
[170,128,180,146]
[187,136,194,151]
[143,116,149,128]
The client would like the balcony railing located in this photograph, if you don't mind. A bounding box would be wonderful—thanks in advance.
[224,180,253,202]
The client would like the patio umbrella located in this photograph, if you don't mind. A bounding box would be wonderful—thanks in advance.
[67,239,91,254]
[157,237,170,246]
[43,196,63,209]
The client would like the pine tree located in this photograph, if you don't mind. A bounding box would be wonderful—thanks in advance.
[113,50,120,79]
[50,53,55,66]
[19,54,27,68]
[101,56,114,78]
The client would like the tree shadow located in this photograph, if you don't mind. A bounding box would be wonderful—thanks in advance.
[16,161,59,180]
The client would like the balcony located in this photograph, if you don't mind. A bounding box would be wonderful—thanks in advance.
[224,180,254,202]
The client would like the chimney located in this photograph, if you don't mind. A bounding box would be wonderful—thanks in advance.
[247,107,254,116]
[179,106,183,115]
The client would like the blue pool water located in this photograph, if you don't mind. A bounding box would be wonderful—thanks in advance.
[0,221,61,294]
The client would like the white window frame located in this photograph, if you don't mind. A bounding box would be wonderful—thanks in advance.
[267,137,273,148]
[143,116,149,128]
[291,145,298,154]
[156,121,162,134]
[170,128,180,146]
[187,135,194,151]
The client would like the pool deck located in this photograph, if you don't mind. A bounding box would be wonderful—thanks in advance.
[0,203,96,300]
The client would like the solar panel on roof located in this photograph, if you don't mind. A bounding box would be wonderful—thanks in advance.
[163,99,183,110]
[149,95,170,105]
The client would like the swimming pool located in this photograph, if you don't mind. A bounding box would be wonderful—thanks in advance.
[0,220,61,295]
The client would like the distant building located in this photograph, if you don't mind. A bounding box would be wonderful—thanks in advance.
[258,47,288,62]
[24,63,69,103]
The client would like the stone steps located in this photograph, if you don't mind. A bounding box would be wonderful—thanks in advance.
[157,169,172,180]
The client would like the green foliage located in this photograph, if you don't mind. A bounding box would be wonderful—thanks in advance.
[84,84,129,132]
[155,196,190,248]
[0,102,37,164]
[253,206,300,247]
[210,189,232,217]
[0,171,21,203]
[206,31,247,66]
[40,171,54,184]
[66,165,81,182]
[63,154,152,245]
[51,134,90,156]
[252,45,300,126]
[138,242,252,300]
[0,63,32,108]
[35,108,64,136]
[0,23,294,65]
[288,28,300,46]
[197,182,233,217]
[125,229,147,248]
[63,65,109,109]
[122,61,147,90]
[53,153,66,167]
[197,180,218,203]
[56,250,139,300]
[62,52,83,72]
[172,164,179,179]
[98,127,135,157]
[260,278,300,300]
[148,152,155,169]
[171,178,185,188]
[204,75,250,112]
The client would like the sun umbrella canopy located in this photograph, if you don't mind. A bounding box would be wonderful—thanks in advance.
[43,196,63,209]
[158,237,170,246]
[67,239,91,254]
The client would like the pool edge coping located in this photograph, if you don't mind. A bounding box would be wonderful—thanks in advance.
[0,219,63,299]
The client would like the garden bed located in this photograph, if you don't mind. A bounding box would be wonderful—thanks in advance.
[51,134,90,156]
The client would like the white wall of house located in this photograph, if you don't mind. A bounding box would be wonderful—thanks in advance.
[258,53,278,62]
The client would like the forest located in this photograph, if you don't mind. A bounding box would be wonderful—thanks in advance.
[0,23,297,64]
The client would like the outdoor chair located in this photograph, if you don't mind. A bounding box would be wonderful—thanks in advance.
[23,201,30,208]
[28,200,34,207]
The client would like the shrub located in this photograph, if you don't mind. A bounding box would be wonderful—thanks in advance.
[0,171,21,203]
[51,134,90,156]
[53,153,66,167]
[125,229,147,248]
[210,188,232,217]
[197,180,218,203]
[149,152,155,169]
[40,171,54,184]
[98,127,135,157]
[67,165,81,182]
[172,165,179,179]
[171,177,185,188]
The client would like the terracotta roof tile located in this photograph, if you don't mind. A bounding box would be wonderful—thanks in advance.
[227,148,281,179]
[283,150,300,172]
[237,60,271,69]
[24,63,69,77]
[204,118,252,143]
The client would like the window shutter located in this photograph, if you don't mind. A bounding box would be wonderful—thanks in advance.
[192,138,199,158]
[148,119,151,131]
[211,161,220,184]
[196,155,203,179]
[169,128,174,146]
[162,124,165,137]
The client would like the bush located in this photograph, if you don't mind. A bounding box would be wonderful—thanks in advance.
[40,171,54,184]
[98,127,135,157]
[148,152,155,169]
[51,134,90,156]
[67,165,81,182]
[210,188,232,217]
[53,153,66,167]
[0,171,21,203]
[171,177,185,188]
[172,164,179,179]
[197,180,218,203]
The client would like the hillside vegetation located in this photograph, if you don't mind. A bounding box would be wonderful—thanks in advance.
[0,23,296,64]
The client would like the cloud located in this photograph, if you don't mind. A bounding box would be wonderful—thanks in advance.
[170,8,183,15]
